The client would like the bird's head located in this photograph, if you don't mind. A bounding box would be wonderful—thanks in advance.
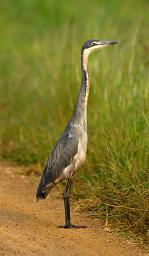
[82,39,119,55]
[81,39,119,70]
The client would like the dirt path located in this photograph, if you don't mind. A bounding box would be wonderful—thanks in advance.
[0,162,148,256]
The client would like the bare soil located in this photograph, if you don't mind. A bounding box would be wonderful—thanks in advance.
[0,162,148,256]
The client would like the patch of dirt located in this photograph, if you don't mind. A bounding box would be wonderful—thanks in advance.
[0,162,148,256]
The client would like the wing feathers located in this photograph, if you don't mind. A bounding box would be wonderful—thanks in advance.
[36,129,79,199]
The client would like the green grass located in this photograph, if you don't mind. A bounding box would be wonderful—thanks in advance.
[0,0,149,241]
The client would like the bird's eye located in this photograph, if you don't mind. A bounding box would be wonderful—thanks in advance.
[91,42,96,46]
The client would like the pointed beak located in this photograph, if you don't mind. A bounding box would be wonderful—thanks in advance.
[90,40,119,51]
[95,40,119,46]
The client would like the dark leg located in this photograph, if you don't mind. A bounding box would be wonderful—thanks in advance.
[64,178,73,228]
[59,179,87,229]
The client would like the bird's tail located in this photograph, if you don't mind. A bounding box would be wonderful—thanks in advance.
[36,162,57,200]
[36,180,55,200]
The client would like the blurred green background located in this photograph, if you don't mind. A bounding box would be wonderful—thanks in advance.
[0,0,149,241]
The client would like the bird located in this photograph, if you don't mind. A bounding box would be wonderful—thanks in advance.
[36,39,119,228]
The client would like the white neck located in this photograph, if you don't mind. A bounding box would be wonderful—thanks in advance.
[82,49,90,71]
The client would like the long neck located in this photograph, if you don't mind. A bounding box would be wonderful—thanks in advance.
[72,49,90,129]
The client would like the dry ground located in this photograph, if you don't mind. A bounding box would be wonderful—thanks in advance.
[0,162,148,256]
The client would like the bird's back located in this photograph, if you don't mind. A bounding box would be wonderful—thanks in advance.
[36,123,87,200]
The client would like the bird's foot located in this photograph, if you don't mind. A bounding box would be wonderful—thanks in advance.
[58,224,87,229]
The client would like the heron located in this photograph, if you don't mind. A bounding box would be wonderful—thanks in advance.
[36,39,118,228]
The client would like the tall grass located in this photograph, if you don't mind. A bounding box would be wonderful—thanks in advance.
[0,0,149,241]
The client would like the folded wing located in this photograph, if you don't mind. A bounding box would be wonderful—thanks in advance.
[36,129,79,199]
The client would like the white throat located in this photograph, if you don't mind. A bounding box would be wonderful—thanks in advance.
[82,49,90,71]
[82,44,108,71]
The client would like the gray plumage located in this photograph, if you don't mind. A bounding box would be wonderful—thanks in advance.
[37,125,80,197]
[36,39,119,228]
